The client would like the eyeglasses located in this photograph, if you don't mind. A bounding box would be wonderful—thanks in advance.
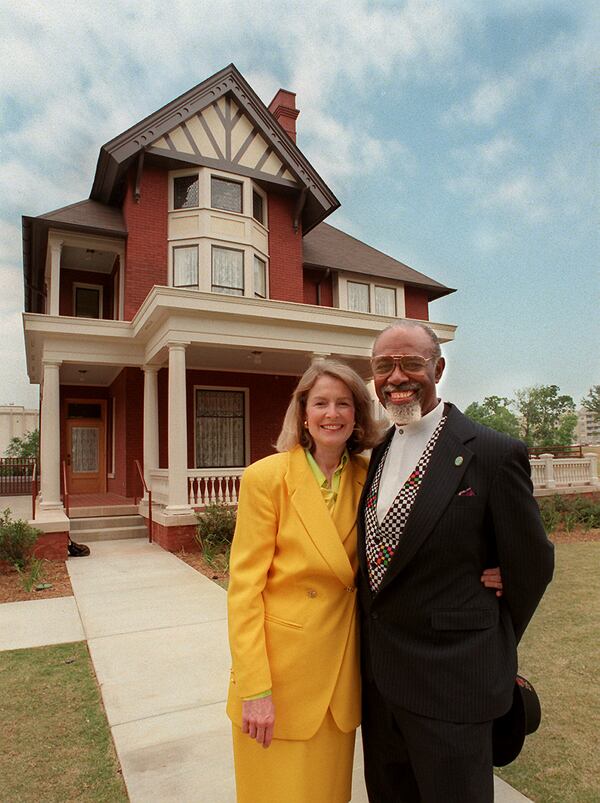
[370,354,436,377]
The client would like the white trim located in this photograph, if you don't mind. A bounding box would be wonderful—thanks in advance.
[193,384,250,469]
[108,396,116,478]
[73,282,104,319]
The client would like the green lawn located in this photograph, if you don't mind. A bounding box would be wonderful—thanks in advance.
[496,542,600,802]
[0,641,128,802]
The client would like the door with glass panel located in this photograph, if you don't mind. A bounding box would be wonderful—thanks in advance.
[66,401,106,494]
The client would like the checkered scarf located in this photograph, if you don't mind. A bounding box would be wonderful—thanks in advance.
[364,415,447,592]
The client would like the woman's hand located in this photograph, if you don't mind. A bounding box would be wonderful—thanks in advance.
[242,695,276,749]
[481,566,503,597]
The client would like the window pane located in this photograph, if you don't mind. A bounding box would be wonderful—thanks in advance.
[254,256,266,298]
[72,427,99,473]
[252,190,264,224]
[174,175,199,209]
[75,287,101,318]
[375,286,396,316]
[173,246,198,287]
[211,177,242,213]
[196,389,245,468]
[212,247,244,295]
[347,281,370,312]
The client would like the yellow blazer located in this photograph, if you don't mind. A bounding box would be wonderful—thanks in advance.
[227,445,368,740]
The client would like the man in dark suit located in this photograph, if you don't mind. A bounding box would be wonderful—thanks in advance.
[358,321,554,803]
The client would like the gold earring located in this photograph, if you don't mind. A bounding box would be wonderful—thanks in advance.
[304,420,308,428]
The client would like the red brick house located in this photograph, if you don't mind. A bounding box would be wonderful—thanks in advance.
[21,64,455,556]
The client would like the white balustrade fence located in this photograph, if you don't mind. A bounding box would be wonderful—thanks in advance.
[149,467,243,507]
[530,453,600,490]
[187,469,243,507]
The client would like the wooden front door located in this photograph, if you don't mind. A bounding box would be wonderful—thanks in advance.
[66,400,106,494]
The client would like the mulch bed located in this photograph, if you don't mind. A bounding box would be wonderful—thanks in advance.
[0,561,73,604]
[176,550,229,586]
[549,528,600,544]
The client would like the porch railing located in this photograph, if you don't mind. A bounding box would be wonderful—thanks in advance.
[0,457,37,496]
[188,469,243,507]
[134,460,153,543]
[61,460,70,517]
[149,468,243,507]
[530,453,600,489]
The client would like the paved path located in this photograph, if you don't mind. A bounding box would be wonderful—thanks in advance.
[0,538,530,802]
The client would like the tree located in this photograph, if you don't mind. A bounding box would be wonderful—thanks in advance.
[4,429,39,459]
[514,385,576,447]
[581,385,600,422]
[464,396,520,438]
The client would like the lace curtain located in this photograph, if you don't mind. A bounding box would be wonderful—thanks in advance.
[348,281,370,312]
[212,247,244,295]
[375,286,396,316]
[72,427,99,473]
[173,246,198,287]
[196,390,245,467]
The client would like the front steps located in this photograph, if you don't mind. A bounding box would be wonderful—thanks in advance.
[69,514,148,543]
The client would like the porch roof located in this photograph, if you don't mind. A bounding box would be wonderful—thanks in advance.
[23,287,456,385]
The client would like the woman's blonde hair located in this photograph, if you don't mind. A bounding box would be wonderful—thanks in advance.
[275,359,382,454]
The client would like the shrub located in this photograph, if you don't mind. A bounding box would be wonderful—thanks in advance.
[537,495,600,534]
[195,502,236,549]
[195,503,236,575]
[0,508,41,571]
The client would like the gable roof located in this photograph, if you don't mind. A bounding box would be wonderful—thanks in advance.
[303,223,454,300]
[90,63,338,233]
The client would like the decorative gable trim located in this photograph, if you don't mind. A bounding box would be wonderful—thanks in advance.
[91,63,338,232]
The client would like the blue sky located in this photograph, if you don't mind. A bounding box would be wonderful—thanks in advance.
[1,0,597,411]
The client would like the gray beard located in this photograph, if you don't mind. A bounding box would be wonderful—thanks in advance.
[385,398,422,426]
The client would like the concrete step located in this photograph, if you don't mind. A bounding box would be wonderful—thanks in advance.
[71,514,145,531]
[69,514,148,543]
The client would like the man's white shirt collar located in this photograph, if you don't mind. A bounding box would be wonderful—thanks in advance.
[376,399,444,522]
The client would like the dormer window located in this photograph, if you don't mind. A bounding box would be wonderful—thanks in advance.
[211,177,242,213]
[375,286,396,316]
[174,175,199,209]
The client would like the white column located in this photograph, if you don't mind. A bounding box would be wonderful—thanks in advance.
[540,453,556,489]
[584,453,600,487]
[48,242,62,316]
[143,366,160,499]
[166,343,192,513]
[39,360,63,511]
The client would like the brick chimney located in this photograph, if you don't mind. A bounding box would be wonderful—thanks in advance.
[268,89,300,143]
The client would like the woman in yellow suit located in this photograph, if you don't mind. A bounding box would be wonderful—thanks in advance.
[227,359,380,803]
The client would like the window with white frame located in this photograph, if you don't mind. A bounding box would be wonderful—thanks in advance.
[375,285,396,316]
[173,246,199,287]
[173,175,199,209]
[254,255,267,298]
[195,389,246,468]
[211,176,242,213]
[347,281,370,312]
[212,246,244,295]
[74,284,103,319]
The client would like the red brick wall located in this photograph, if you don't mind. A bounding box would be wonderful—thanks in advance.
[107,369,144,497]
[404,287,430,321]
[157,369,298,469]
[267,193,304,302]
[59,268,113,318]
[303,268,333,306]
[122,165,169,319]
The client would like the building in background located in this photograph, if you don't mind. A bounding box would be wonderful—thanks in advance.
[21,63,455,555]
[0,405,38,456]
[576,408,600,445]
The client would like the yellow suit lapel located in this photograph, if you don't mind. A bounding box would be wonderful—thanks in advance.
[286,446,359,588]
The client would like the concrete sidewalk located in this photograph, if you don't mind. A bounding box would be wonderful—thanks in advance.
[0,537,530,802]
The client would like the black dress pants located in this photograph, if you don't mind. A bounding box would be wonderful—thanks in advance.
[361,679,494,803]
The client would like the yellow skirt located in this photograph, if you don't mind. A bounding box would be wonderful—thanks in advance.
[232,709,356,803]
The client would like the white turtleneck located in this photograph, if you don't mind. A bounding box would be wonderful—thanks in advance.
[376,399,444,523]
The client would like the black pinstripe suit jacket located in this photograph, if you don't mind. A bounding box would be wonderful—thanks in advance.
[357,403,554,723]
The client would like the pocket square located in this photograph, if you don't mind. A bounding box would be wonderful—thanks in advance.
[457,487,476,497]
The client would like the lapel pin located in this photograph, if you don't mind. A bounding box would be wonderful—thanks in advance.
[455,456,463,466]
